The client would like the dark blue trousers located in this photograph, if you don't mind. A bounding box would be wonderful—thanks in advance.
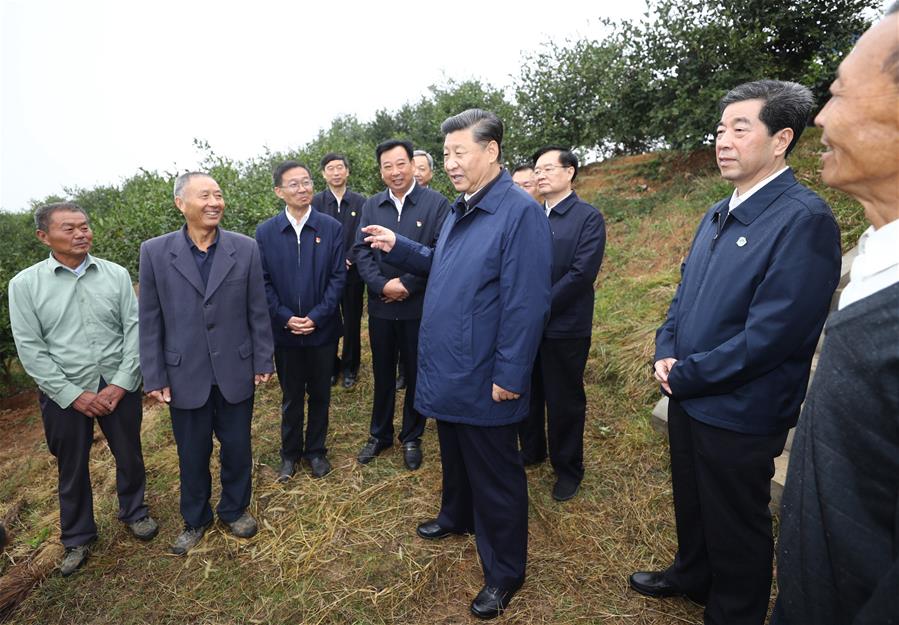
[170,386,253,527]
[40,387,148,548]
[275,343,334,461]
[667,400,787,625]
[519,337,591,485]
[368,316,425,444]
[436,420,528,589]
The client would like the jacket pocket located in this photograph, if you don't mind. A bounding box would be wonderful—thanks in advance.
[238,340,253,359]
[164,350,181,366]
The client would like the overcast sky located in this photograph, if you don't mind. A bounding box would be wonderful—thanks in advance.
[0,0,650,212]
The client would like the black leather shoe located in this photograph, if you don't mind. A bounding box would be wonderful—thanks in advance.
[470,582,523,619]
[416,519,458,540]
[330,374,338,387]
[403,441,422,470]
[342,372,356,389]
[357,437,391,464]
[629,570,682,598]
[395,374,406,391]
[276,459,295,483]
[552,478,580,502]
[307,455,331,478]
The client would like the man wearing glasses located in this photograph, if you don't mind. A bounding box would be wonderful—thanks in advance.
[519,146,606,502]
[256,161,346,482]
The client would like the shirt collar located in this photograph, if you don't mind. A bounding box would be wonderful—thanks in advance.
[728,166,790,211]
[389,180,416,207]
[458,170,504,214]
[285,205,312,232]
[49,253,94,276]
[182,224,219,251]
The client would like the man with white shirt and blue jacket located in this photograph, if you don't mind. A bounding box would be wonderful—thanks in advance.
[256,161,346,482]
[361,109,552,620]
[628,81,842,625]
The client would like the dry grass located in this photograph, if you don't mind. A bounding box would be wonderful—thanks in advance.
[0,133,864,624]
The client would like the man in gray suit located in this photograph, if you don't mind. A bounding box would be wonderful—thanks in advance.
[139,172,275,556]
[771,5,899,623]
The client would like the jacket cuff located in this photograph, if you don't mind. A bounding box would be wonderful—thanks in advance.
[492,359,530,395]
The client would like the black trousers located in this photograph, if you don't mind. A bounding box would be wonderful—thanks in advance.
[40,387,148,548]
[333,271,364,377]
[519,337,590,484]
[667,400,788,625]
[436,420,528,588]
[368,316,424,444]
[275,343,334,461]
[170,386,253,528]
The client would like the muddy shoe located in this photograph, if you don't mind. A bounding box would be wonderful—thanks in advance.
[128,516,159,541]
[60,542,93,577]
[171,523,210,556]
[227,512,258,538]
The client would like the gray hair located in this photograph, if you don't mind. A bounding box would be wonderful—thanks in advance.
[440,109,504,160]
[34,201,88,232]
[173,171,212,200]
[413,149,434,170]
[719,80,814,156]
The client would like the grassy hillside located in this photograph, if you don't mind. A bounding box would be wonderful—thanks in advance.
[0,130,864,625]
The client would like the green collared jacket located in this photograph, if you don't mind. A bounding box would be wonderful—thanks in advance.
[8,253,141,408]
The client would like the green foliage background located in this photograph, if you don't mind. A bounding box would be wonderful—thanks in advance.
[0,0,880,383]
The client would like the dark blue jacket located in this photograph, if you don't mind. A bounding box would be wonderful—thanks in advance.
[384,170,552,426]
[255,209,346,348]
[656,169,841,435]
[353,182,449,320]
[312,187,366,269]
[545,192,606,338]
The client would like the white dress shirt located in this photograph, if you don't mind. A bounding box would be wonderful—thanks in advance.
[389,181,415,220]
[285,206,311,243]
[839,219,899,310]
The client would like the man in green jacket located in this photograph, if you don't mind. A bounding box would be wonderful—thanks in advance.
[8,202,157,577]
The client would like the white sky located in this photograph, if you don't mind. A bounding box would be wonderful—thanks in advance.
[0,0,646,211]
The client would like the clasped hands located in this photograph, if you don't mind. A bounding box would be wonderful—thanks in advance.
[73,384,126,417]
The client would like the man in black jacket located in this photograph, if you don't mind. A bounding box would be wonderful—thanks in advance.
[354,140,450,470]
[771,6,899,623]
[518,146,605,502]
[312,153,366,389]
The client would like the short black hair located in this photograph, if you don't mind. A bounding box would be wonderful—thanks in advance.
[320,153,349,171]
[34,202,88,232]
[511,164,534,175]
[718,80,814,156]
[532,145,580,182]
[273,160,312,187]
[440,109,504,160]
[375,140,414,165]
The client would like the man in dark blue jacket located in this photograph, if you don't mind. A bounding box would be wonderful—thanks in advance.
[361,109,552,620]
[256,161,346,481]
[519,146,605,502]
[353,140,449,471]
[311,153,366,389]
[628,81,842,625]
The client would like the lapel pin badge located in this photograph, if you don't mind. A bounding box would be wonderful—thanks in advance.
[315,236,321,244]
[416,220,422,227]
[737,236,747,247]
[351,211,356,217]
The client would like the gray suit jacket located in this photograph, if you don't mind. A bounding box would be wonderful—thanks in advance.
[138,227,275,409]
